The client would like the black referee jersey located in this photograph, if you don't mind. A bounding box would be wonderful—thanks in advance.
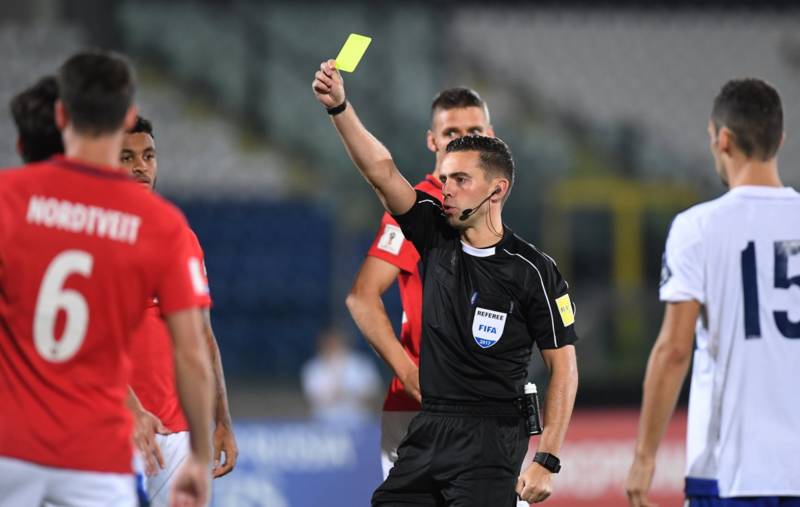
[393,190,578,402]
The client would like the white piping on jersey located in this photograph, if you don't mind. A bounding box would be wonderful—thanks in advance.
[541,251,558,268]
[418,199,439,207]
[519,236,568,289]
[503,248,557,347]
[461,241,495,257]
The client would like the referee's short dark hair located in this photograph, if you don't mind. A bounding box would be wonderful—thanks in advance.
[711,78,783,161]
[10,75,64,163]
[446,135,514,194]
[57,49,136,136]
[128,115,154,138]
[431,87,490,123]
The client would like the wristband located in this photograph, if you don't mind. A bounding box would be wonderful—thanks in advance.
[533,452,561,473]
[326,100,347,115]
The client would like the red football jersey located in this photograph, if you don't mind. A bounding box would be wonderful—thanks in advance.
[0,156,203,474]
[129,228,211,433]
[366,174,442,411]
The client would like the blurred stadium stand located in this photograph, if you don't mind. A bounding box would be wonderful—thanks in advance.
[448,7,800,187]
[5,0,800,407]
[3,2,800,503]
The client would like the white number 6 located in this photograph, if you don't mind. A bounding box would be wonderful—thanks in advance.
[34,250,93,362]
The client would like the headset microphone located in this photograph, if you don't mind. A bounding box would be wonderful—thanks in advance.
[459,187,501,221]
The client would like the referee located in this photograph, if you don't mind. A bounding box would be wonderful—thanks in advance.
[313,60,579,506]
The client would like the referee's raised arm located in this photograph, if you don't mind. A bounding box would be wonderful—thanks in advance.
[312,59,416,215]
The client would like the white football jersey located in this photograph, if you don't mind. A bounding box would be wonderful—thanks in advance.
[660,185,800,497]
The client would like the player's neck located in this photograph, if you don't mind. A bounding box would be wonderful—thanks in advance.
[63,129,126,171]
[726,158,783,188]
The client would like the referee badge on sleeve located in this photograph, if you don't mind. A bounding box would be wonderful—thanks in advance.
[555,294,575,327]
[473,307,507,348]
[377,224,404,255]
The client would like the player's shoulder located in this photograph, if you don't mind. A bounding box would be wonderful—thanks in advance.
[136,190,189,232]
[181,222,204,253]
[379,209,400,227]
[414,174,442,199]
[0,162,69,206]
[0,168,23,193]
[183,223,201,243]
[0,161,48,186]
[670,192,737,237]
[0,163,28,176]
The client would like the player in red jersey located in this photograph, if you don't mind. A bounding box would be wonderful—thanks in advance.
[9,74,154,505]
[0,50,213,507]
[120,115,238,506]
[345,87,495,478]
[9,77,238,490]
[8,78,234,504]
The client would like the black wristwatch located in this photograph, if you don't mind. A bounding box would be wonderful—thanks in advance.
[326,100,347,115]
[533,452,561,473]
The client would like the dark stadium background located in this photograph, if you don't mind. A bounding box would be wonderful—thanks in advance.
[2,1,798,504]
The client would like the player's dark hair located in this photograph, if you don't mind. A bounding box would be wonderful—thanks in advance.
[57,49,136,136]
[446,135,515,193]
[711,78,783,161]
[128,115,154,138]
[10,75,64,163]
[431,87,490,122]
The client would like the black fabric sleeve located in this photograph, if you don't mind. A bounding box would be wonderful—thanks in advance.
[525,257,578,349]
[391,189,451,258]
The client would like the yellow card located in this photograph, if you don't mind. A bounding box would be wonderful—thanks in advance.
[335,33,372,73]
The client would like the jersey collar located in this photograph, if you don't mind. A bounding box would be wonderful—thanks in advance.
[461,241,496,257]
[52,155,131,180]
[728,185,799,199]
[460,226,513,257]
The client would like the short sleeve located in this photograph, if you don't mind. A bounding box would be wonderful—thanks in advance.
[153,216,207,316]
[366,212,419,274]
[186,229,212,308]
[526,257,578,349]
[392,190,453,258]
[659,212,705,304]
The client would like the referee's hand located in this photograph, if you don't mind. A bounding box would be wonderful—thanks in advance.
[625,455,656,507]
[516,462,553,503]
[312,59,345,109]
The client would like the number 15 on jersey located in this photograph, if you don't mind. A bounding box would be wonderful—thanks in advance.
[741,240,800,339]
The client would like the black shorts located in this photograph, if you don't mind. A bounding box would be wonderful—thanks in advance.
[372,398,528,507]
